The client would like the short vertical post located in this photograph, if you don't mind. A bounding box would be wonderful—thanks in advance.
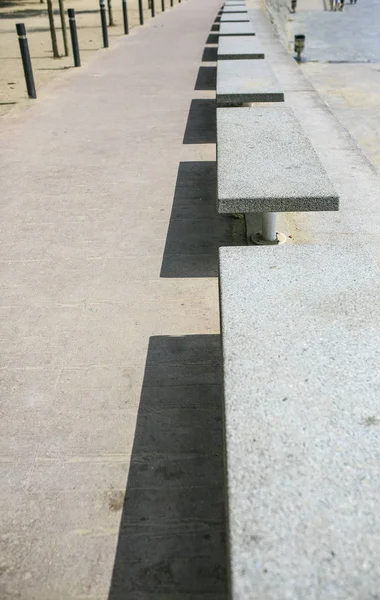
[161,0,164,11]
[138,0,144,24]
[261,213,277,242]
[68,9,80,66]
[151,0,155,17]
[99,0,109,47]
[170,0,173,6]
[122,0,129,32]
[16,23,37,99]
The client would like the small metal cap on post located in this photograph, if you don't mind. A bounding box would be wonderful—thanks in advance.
[122,0,129,33]
[68,9,81,66]
[99,0,109,47]
[294,34,305,61]
[16,23,37,99]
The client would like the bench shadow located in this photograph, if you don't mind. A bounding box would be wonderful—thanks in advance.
[202,46,217,62]
[183,99,216,144]
[206,33,219,44]
[194,66,216,91]
[108,334,228,600]
[160,162,246,278]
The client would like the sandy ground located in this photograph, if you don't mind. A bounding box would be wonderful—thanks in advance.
[0,0,171,117]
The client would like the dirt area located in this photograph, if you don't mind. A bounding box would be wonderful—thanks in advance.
[0,0,167,117]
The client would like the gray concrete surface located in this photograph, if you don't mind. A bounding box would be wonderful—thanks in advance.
[217,106,339,212]
[222,7,248,12]
[219,22,256,35]
[220,13,250,21]
[0,0,248,597]
[216,59,284,105]
[218,36,264,59]
[219,245,380,600]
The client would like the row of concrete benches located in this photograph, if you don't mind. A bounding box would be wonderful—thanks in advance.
[211,3,373,599]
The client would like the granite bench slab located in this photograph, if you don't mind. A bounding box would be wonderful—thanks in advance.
[218,37,263,60]
[220,13,249,21]
[219,22,255,36]
[218,244,380,599]
[216,59,284,106]
[217,106,339,213]
[222,7,248,12]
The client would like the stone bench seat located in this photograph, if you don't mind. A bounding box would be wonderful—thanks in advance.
[220,13,249,21]
[221,7,248,12]
[219,22,255,36]
[218,37,264,60]
[217,106,338,242]
[218,244,380,599]
[216,59,284,106]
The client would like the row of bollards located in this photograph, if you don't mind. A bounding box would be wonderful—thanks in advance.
[17,0,183,99]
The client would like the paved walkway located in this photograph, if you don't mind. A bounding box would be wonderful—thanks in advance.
[287,0,380,169]
[0,0,245,597]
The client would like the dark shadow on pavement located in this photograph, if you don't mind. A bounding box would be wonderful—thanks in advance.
[206,33,219,44]
[194,66,216,91]
[108,334,228,600]
[160,162,246,278]
[202,46,217,62]
[183,99,216,144]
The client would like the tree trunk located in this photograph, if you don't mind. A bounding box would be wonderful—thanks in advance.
[47,0,60,58]
[58,0,69,56]
[107,0,114,26]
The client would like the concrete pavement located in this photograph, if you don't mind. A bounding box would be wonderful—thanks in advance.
[0,1,245,597]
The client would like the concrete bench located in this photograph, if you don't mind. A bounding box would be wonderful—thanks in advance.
[218,244,380,599]
[218,37,264,60]
[217,106,338,243]
[216,59,284,106]
[219,23,255,36]
[222,7,248,12]
[220,13,249,22]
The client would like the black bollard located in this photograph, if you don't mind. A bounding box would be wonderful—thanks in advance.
[122,0,129,33]
[161,0,164,11]
[170,0,173,6]
[68,9,80,66]
[138,0,144,24]
[99,0,109,47]
[151,0,155,17]
[16,23,37,99]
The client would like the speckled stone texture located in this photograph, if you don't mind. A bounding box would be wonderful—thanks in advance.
[217,106,339,212]
[222,7,248,12]
[220,13,249,21]
[218,37,263,60]
[216,59,284,106]
[219,245,380,600]
[219,22,255,35]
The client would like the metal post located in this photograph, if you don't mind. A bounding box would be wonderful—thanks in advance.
[68,9,80,66]
[47,0,60,57]
[99,0,109,47]
[58,0,69,56]
[16,23,37,99]
[138,0,144,24]
[122,0,129,32]
[161,0,164,11]
[170,0,173,6]
[261,213,277,242]
[151,0,155,17]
